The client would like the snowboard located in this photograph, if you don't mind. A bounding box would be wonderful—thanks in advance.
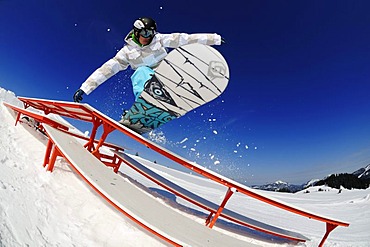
[119,43,229,134]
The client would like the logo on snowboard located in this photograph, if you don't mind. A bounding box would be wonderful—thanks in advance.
[208,61,227,80]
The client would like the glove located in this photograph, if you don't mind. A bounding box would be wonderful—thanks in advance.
[221,37,226,44]
[73,89,85,103]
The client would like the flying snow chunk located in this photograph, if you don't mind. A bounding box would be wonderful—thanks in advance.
[148,131,167,144]
[213,130,218,135]
[214,160,220,165]
[179,138,188,144]
[107,28,111,32]
[245,145,249,149]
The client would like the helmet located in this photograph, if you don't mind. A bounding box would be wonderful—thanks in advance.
[133,17,157,39]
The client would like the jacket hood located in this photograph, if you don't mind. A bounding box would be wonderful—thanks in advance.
[124,30,137,46]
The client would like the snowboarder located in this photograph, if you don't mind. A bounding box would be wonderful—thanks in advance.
[73,17,224,114]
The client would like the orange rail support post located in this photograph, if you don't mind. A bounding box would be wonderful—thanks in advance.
[319,223,338,247]
[84,116,102,152]
[43,139,54,167]
[112,154,123,173]
[46,145,61,172]
[92,122,116,159]
[208,187,236,228]
[14,111,21,126]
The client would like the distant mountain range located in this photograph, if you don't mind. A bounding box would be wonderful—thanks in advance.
[252,164,370,193]
[352,164,370,179]
[252,180,305,193]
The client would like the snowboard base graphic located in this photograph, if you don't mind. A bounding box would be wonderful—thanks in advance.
[119,43,229,134]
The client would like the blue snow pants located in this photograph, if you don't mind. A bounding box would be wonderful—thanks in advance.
[131,66,155,100]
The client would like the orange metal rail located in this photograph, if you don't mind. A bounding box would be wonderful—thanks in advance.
[113,151,308,242]
[12,97,350,246]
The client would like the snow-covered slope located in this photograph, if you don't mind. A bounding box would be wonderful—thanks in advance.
[0,88,164,246]
[1,87,369,246]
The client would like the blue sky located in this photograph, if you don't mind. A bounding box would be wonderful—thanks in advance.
[1,1,370,185]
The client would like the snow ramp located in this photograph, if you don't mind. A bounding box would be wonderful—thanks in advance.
[42,124,257,247]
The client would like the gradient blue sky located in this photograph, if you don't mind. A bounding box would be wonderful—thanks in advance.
[1,1,370,185]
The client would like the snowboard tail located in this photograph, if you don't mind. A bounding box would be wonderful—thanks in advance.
[119,95,179,134]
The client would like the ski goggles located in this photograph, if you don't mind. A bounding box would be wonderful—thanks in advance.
[139,29,156,38]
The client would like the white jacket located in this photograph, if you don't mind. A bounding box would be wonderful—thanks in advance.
[80,31,222,95]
